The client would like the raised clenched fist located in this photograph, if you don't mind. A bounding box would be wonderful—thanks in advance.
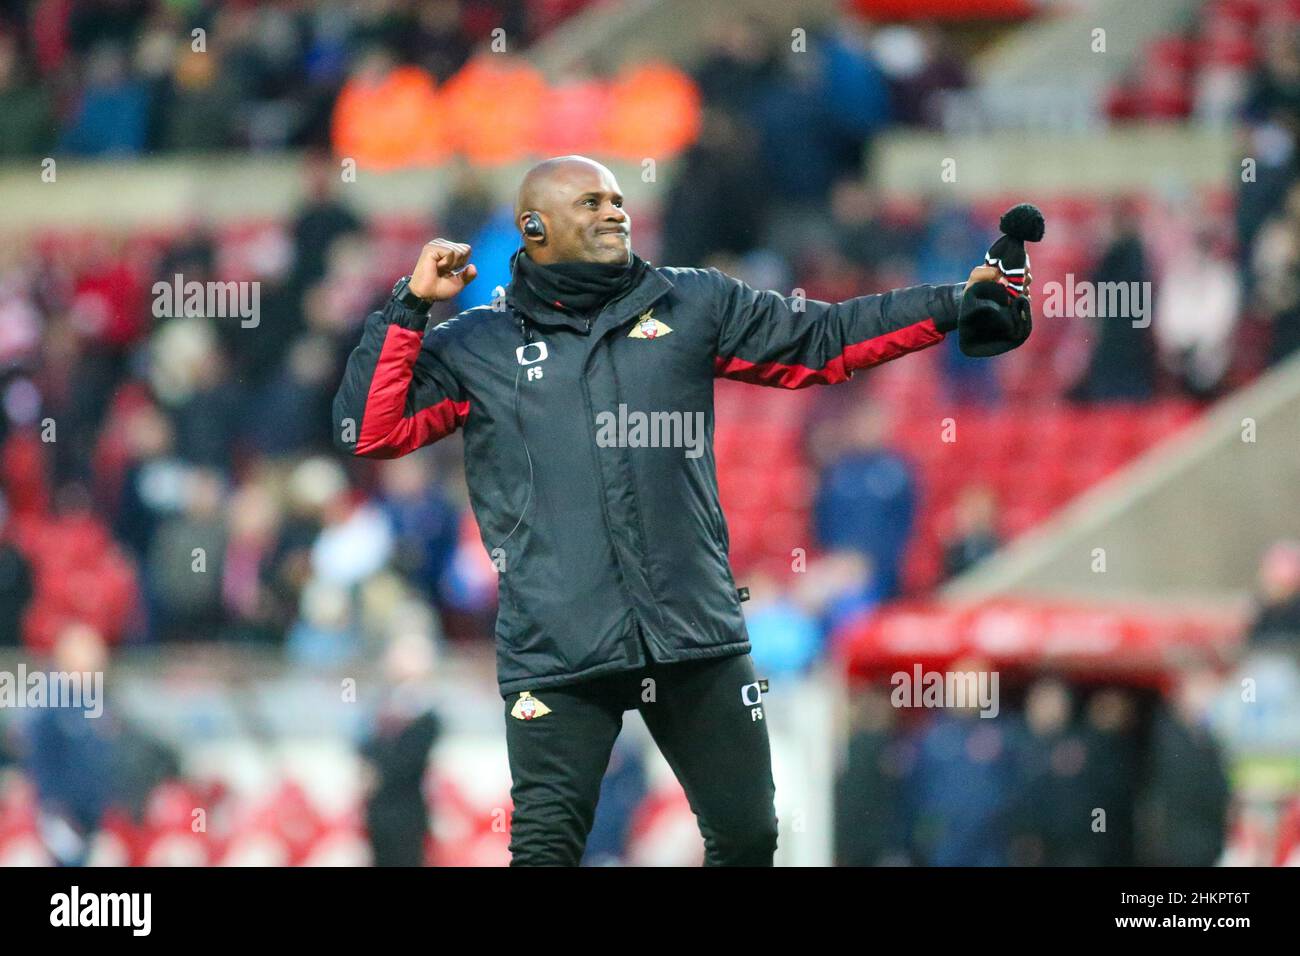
[409,239,478,302]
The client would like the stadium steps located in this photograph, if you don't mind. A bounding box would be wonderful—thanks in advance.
[527,0,835,79]
[958,0,1201,130]
[940,349,1300,607]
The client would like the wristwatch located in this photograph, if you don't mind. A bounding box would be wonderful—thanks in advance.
[390,275,433,314]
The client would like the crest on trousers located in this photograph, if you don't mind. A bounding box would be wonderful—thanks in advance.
[628,310,673,339]
[511,691,552,720]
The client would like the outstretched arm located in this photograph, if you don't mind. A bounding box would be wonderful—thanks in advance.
[710,205,1043,384]
[710,270,966,389]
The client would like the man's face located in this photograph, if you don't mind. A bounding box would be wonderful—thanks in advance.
[528,165,631,265]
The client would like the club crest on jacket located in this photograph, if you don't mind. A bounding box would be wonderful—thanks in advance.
[628,310,672,339]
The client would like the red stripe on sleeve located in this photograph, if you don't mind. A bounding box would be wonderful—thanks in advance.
[355,324,469,458]
[714,318,945,388]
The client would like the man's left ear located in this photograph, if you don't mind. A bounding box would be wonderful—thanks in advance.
[522,211,546,242]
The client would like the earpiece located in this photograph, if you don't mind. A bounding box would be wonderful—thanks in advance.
[523,211,545,241]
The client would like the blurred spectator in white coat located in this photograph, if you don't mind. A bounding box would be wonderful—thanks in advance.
[1155,231,1241,398]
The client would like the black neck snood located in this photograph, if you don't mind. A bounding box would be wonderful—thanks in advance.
[512,249,646,317]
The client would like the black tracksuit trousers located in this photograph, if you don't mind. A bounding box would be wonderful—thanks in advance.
[503,645,778,866]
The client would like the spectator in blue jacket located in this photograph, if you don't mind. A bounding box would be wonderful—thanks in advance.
[813,404,916,600]
[375,452,462,606]
[25,624,118,866]
[59,43,149,156]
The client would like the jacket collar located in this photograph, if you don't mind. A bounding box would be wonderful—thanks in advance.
[504,249,673,335]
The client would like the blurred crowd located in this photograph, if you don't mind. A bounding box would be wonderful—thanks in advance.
[0,146,458,650]
[0,1,977,164]
[836,672,1233,867]
[0,0,589,157]
[833,538,1300,867]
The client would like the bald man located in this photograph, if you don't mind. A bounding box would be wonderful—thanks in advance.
[334,155,1033,866]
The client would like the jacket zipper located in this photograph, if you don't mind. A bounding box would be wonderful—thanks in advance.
[604,340,672,638]
[578,356,641,641]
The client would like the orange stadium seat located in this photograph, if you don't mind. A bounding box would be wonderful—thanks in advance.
[331,65,447,171]
[602,62,702,161]
[439,56,547,166]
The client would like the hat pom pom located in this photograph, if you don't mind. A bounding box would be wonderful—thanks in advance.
[999,203,1045,243]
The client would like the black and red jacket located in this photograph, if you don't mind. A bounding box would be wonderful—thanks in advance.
[333,256,963,694]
